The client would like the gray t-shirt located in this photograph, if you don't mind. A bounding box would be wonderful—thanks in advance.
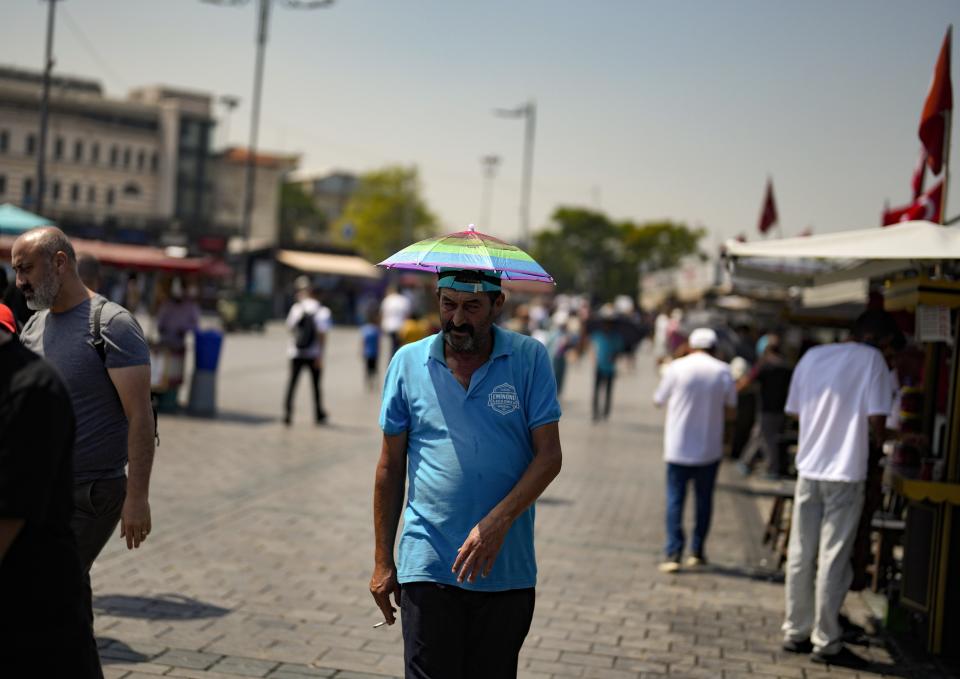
[21,294,150,483]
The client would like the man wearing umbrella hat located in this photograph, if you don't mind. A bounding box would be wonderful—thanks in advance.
[370,265,563,679]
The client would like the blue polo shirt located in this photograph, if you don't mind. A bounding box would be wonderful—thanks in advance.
[379,325,561,591]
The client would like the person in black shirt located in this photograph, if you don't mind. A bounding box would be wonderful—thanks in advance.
[736,334,793,478]
[0,303,102,677]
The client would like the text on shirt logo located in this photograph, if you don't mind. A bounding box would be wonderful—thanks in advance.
[488,383,520,415]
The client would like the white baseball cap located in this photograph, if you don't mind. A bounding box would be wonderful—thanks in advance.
[689,327,718,350]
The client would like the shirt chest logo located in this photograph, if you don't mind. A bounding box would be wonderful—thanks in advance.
[488,383,519,415]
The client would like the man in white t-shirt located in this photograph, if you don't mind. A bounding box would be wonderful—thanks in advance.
[283,276,333,426]
[653,328,737,573]
[781,310,901,667]
[380,286,411,357]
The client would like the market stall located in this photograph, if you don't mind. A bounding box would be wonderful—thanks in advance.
[725,219,960,655]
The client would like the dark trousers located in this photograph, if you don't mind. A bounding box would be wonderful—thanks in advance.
[401,582,535,679]
[284,357,325,421]
[72,476,126,678]
[665,461,719,557]
[743,412,785,476]
[592,370,615,420]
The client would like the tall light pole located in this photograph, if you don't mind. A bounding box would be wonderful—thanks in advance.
[36,0,62,214]
[479,154,500,231]
[494,100,536,248]
[203,0,334,288]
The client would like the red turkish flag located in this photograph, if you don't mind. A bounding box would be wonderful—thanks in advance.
[882,180,943,226]
[912,150,927,200]
[918,28,953,174]
[758,179,778,234]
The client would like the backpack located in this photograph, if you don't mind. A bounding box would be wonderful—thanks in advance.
[92,300,159,446]
[295,309,318,349]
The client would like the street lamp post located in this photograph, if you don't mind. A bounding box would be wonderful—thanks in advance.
[479,154,500,231]
[36,0,62,215]
[494,100,536,248]
[203,0,334,289]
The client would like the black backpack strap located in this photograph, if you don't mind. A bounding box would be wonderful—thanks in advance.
[92,299,107,364]
[92,299,160,447]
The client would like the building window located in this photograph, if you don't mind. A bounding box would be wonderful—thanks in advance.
[0,130,8,153]
[0,175,6,195]
[71,183,80,203]
[151,151,159,172]
[54,136,64,160]
[23,177,34,201]
[52,180,61,202]
[137,150,145,171]
[91,142,100,164]
[123,182,142,197]
[106,187,115,207]
[74,140,84,162]
[110,146,119,167]
[87,186,96,204]
[123,148,131,168]
[26,134,36,156]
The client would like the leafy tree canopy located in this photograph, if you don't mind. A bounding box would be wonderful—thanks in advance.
[334,166,437,263]
[530,206,705,302]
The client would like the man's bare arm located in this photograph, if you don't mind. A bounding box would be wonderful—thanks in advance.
[108,364,155,549]
[369,432,408,625]
[452,421,562,583]
[0,519,24,564]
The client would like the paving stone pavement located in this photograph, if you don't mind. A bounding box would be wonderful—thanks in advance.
[66,324,953,679]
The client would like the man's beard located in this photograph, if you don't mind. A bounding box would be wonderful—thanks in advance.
[23,267,60,310]
[443,321,482,353]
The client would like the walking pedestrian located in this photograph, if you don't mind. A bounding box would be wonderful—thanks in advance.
[653,327,736,572]
[781,310,901,667]
[736,334,792,479]
[360,308,381,392]
[380,285,411,356]
[283,275,332,425]
[0,303,102,677]
[369,267,563,679]
[12,227,155,649]
[589,305,624,422]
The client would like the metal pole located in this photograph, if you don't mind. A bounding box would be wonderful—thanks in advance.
[242,0,270,288]
[520,100,536,249]
[36,0,59,214]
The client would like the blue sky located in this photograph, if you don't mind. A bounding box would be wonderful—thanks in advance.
[3,0,958,248]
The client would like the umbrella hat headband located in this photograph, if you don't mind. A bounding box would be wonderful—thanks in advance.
[437,268,502,293]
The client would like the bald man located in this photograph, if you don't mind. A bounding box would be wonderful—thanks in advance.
[12,227,155,637]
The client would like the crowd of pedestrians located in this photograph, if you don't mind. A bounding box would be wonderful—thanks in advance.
[0,225,914,676]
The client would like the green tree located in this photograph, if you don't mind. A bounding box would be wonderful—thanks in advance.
[531,207,704,301]
[279,182,327,247]
[621,220,706,273]
[334,165,437,263]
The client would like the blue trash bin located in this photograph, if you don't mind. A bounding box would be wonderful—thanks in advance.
[189,330,223,417]
[194,330,223,372]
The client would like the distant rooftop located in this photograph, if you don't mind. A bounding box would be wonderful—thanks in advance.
[0,64,103,96]
[217,147,300,169]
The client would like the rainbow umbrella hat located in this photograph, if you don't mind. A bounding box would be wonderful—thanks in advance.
[378,224,554,283]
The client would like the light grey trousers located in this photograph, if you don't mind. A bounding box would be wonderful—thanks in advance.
[782,476,865,655]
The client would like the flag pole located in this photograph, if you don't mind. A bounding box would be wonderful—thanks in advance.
[941,24,953,225]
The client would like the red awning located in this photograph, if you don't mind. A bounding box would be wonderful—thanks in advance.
[0,235,232,277]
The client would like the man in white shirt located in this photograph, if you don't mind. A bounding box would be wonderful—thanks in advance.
[380,286,411,357]
[283,276,332,425]
[653,328,737,573]
[781,310,901,667]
